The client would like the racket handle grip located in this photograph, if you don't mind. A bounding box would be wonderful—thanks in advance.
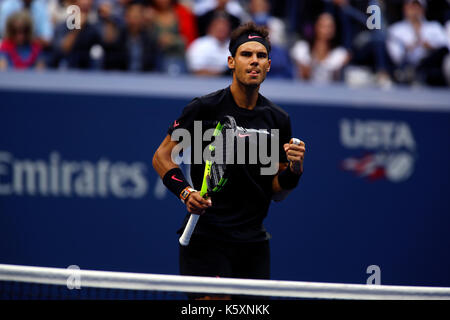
[179,214,200,246]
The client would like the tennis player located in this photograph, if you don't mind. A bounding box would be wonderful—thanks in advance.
[153,22,305,299]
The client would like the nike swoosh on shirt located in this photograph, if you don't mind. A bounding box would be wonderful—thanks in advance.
[238,133,251,138]
[171,175,183,182]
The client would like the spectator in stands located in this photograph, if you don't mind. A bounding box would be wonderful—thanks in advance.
[0,0,54,48]
[50,0,102,69]
[248,0,286,47]
[49,0,75,26]
[173,0,198,47]
[0,10,46,70]
[101,1,159,71]
[96,0,121,23]
[150,0,196,73]
[387,0,449,86]
[291,12,350,83]
[193,0,248,21]
[248,0,293,79]
[325,0,393,87]
[186,12,230,76]
[196,0,242,37]
[290,0,327,44]
[95,0,130,26]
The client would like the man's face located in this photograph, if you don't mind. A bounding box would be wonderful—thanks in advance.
[126,4,144,32]
[228,41,271,88]
[209,17,230,43]
[249,0,269,14]
[404,2,425,21]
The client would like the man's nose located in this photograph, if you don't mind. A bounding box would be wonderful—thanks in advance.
[250,54,259,66]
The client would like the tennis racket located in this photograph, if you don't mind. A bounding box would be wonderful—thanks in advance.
[179,115,237,246]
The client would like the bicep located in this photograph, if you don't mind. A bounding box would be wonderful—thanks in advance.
[153,134,179,178]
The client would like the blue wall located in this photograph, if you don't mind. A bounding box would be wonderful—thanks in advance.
[1,80,449,287]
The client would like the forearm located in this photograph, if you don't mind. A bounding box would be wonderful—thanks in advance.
[272,162,288,194]
[271,163,302,202]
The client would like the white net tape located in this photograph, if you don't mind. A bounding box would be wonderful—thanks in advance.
[1,264,450,300]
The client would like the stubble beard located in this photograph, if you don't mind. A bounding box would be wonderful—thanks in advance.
[235,69,266,91]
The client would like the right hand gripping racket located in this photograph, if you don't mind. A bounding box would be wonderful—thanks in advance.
[179,115,237,246]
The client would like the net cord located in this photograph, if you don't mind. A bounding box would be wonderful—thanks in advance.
[1,264,449,300]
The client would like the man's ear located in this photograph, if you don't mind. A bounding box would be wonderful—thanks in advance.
[227,56,235,71]
[267,59,271,72]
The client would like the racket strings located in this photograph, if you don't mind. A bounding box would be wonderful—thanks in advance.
[206,116,237,192]
[210,164,223,186]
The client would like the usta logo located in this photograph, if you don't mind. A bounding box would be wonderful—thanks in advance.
[339,119,416,182]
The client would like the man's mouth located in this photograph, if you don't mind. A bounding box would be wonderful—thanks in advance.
[247,69,260,76]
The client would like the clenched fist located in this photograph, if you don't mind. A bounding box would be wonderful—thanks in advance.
[283,138,306,175]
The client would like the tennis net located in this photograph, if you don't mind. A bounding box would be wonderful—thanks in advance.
[1,264,450,300]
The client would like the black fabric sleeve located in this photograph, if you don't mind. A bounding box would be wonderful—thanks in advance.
[167,98,203,136]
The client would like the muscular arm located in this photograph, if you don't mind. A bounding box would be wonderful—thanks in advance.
[271,139,306,202]
[153,134,211,213]
[152,134,179,179]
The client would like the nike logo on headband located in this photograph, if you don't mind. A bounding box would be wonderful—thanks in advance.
[248,35,262,39]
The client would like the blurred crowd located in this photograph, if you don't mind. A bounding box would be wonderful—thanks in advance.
[0,0,450,88]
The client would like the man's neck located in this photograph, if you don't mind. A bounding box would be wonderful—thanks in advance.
[408,17,423,30]
[230,80,259,110]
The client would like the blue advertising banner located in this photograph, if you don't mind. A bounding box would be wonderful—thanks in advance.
[1,73,449,287]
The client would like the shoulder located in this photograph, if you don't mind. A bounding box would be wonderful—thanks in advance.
[423,21,446,32]
[174,3,192,16]
[197,87,229,105]
[259,94,290,122]
[184,88,228,111]
[290,40,311,63]
[187,36,215,52]
[389,20,409,34]
[291,40,310,55]
[328,47,349,65]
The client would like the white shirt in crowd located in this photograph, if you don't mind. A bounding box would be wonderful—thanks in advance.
[186,35,230,73]
[266,16,287,47]
[191,0,250,21]
[387,19,449,66]
[290,40,348,83]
